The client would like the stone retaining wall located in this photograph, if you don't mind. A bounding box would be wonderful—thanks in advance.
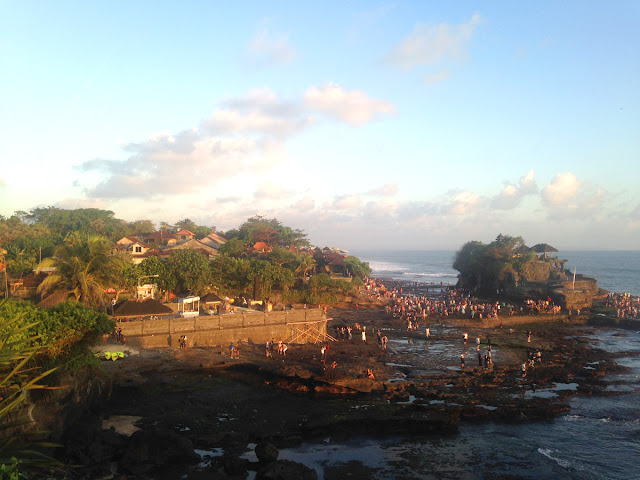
[116,309,327,349]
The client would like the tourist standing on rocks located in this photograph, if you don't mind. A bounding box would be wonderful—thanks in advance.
[461,352,466,368]
[362,329,367,344]
[463,332,468,344]
[426,327,430,338]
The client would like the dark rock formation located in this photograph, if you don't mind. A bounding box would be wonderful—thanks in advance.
[256,459,318,480]
[255,441,279,463]
[120,426,200,473]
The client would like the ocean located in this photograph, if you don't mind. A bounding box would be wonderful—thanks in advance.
[256,249,640,479]
[351,249,640,297]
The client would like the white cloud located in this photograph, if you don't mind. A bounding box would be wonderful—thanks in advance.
[254,181,288,199]
[333,194,361,210]
[542,172,580,206]
[78,88,316,199]
[56,196,109,210]
[304,83,396,125]
[292,197,315,211]
[368,183,398,196]
[249,24,296,65]
[443,191,483,216]
[216,196,243,204]
[491,169,538,209]
[541,173,608,221]
[385,13,483,70]
[423,69,450,86]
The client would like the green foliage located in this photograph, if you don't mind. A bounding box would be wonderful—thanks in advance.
[27,207,128,241]
[283,273,355,304]
[249,259,294,298]
[0,459,27,480]
[166,249,212,295]
[453,235,534,292]
[210,256,251,295]
[0,299,113,369]
[218,238,248,258]
[293,253,316,279]
[126,219,155,235]
[131,256,176,296]
[36,233,126,309]
[265,247,298,268]
[0,302,65,472]
[226,216,309,249]
[344,256,371,279]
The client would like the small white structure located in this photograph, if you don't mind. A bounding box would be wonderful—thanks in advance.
[178,296,200,317]
[137,283,158,300]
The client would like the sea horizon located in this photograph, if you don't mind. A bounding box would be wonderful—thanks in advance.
[350,249,640,297]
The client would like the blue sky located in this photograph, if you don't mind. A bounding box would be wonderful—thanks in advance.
[1,1,639,251]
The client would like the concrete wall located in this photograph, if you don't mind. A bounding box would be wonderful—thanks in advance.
[116,308,327,349]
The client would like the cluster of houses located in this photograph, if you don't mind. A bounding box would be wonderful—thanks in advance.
[114,229,228,264]
[114,229,350,277]
[1,226,353,311]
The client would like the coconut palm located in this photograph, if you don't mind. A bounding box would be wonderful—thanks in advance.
[294,253,316,279]
[36,233,125,309]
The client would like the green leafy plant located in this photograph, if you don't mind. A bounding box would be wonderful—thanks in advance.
[0,304,62,473]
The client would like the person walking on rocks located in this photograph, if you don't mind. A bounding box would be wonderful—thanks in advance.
[463,332,468,344]
[426,327,430,338]
[362,329,367,344]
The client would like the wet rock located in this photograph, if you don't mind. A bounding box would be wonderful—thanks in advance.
[255,441,279,463]
[121,426,200,471]
[256,459,318,480]
[223,455,250,476]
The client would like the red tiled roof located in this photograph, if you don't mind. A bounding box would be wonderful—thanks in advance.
[175,229,195,236]
[130,240,152,249]
[252,241,270,251]
[144,231,177,242]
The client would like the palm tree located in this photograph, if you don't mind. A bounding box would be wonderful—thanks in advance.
[295,253,316,280]
[36,233,124,309]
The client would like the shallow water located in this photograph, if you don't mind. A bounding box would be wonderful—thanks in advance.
[248,328,640,480]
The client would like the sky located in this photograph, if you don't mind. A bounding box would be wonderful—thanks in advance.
[1,1,639,251]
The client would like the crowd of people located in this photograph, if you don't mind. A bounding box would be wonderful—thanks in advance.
[606,292,640,320]
[360,277,564,331]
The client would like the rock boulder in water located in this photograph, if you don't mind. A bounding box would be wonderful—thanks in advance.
[255,441,279,463]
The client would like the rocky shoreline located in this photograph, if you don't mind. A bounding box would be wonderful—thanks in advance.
[49,294,636,479]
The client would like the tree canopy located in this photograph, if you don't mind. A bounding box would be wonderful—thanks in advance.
[36,233,127,309]
[453,234,550,293]
[225,216,309,249]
